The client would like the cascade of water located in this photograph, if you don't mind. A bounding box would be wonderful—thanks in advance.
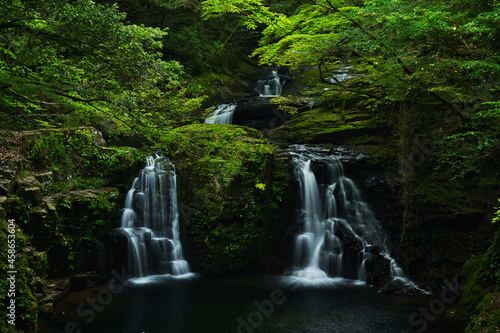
[118,154,190,278]
[287,146,413,287]
[326,66,353,84]
[204,103,237,124]
[255,70,284,97]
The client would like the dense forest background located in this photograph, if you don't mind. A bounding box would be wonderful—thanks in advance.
[2,0,499,185]
[1,0,500,332]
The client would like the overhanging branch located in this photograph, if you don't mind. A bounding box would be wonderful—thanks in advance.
[311,0,471,121]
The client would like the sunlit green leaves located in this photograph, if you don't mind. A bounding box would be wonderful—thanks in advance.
[0,0,188,136]
[201,0,286,29]
[253,3,352,69]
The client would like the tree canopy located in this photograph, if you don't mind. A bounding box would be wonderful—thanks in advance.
[254,0,500,179]
[1,0,499,183]
[0,0,202,139]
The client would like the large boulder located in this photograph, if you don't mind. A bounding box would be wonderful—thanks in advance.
[160,124,295,272]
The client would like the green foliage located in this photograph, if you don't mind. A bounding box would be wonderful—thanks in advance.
[24,128,144,190]
[161,124,274,185]
[255,183,266,191]
[494,200,500,224]
[465,292,500,332]
[451,221,500,325]
[0,222,38,332]
[434,123,500,187]
[56,189,119,254]
[201,0,285,30]
[0,0,191,137]
[253,3,351,69]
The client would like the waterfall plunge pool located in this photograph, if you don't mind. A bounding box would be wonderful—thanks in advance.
[40,274,466,333]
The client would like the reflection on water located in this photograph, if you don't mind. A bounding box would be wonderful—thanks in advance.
[41,274,466,333]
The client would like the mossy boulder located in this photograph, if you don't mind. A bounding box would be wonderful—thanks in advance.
[18,127,144,191]
[447,223,500,332]
[160,124,294,272]
[343,135,398,171]
[52,187,121,276]
[268,107,385,144]
[465,292,500,332]
[415,172,488,228]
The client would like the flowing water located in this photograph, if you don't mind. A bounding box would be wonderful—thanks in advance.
[255,70,285,97]
[284,145,417,290]
[116,154,191,279]
[40,150,466,333]
[204,67,286,125]
[39,71,468,332]
[204,103,237,124]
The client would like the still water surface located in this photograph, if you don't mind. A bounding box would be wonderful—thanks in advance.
[42,274,466,333]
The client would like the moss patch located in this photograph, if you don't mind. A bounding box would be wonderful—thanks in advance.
[21,127,144,191]
[0,221,38,333]
[448,223,500,331]
[343,135,398,170]
[268,107,383,143]
[160,124,293,272]
[465,292,500,332]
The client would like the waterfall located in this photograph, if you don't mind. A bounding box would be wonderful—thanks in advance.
[286,145,414,288]
[255,70,284,97]
[118,154,190,279]
[204,102,237,124]
[326,66,353,84]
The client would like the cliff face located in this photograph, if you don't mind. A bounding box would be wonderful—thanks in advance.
[159,124,295,273]
[0,127,144,331]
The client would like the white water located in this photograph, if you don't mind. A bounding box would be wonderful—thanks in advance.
[119,154,191,279]
[326,66,353,84]
[255,70,284,97]
[204,103,237,124]
[286,146,417,289]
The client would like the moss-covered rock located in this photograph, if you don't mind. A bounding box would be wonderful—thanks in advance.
[19,127,144,190]
[160,124,294,272]
[447,222,500,332]
[0,220,38,333]
[268,107,385,144]
[415,172,488,227]
[0,128,145,331]
[466,292,500,332]
[52,187,121,276]
[5,186,120,279]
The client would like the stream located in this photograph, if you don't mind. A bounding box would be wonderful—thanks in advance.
[40,67,467,333]
[41,274,466,333]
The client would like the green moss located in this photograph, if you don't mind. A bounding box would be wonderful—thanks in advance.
[7,186,120,278]
[55,188,120,258]
[344,136,398,170]
[415,173,463,205]
[0,221,38,332]
[268,107,382,143]
[160,124,293,272]
[161,124,274,186]
[22,127,144,191]
[465,293,500,332]
[414,171,487,221]
[449,224,500,327]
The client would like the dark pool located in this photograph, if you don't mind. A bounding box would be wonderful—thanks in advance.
[40,274,467,333]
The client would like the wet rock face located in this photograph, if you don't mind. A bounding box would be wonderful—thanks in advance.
[105,229,130,277]
[161,124,295,273]
[232,97,290,130]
